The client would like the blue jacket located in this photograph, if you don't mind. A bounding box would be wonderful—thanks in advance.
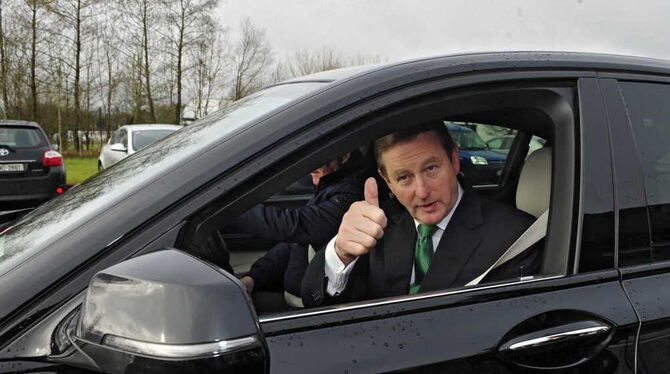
[227,165,363,295]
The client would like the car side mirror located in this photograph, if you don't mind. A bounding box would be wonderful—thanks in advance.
[109,143,127,152]
[67,249,267,373]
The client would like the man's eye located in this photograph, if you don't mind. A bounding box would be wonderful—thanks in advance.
[427,165,438,172]
[397,175,408,182]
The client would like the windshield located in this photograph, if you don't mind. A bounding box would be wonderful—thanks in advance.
[0,81,328,276]
[0,126,46,148]
[132,129,177,151]
[450,130,489,150]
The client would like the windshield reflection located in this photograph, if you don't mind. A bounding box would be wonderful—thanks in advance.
[0,82,327,276]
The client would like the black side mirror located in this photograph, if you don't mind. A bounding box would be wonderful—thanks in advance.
[66,249,267,373]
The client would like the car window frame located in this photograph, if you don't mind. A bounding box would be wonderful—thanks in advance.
[168,76,582,334]
[257,86,577,332]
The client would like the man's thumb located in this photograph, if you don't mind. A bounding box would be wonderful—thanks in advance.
[364,177,379,207]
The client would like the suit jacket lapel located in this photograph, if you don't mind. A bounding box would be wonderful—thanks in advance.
[382,210,416,296]
[421,190,484,291]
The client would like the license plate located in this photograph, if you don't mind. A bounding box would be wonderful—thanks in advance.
[0,163,24,172]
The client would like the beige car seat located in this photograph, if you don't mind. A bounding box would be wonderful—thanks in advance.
[467,146,552,286]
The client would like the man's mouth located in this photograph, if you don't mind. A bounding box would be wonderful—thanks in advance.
[418,201,437,210]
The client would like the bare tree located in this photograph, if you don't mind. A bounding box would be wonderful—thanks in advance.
[96,17,122,139]
[272,48,383,84]
[49,0,101,152]
[0,0,9,118]
[0,2,267,150]
[162,0,218,124]
[25,0,53,121]
[187,26,226,120]
[230,19,272,101]
[118,0,163,122]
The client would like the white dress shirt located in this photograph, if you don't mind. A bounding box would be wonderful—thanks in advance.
[324,184,464,296]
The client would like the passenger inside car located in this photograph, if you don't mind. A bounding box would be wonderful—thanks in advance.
[223,151,365,313]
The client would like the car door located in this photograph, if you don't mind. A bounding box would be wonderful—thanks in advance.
[254,77,638,373]
[600,76,670,373]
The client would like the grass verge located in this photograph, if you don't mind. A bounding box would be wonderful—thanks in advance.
[64,157,99,185]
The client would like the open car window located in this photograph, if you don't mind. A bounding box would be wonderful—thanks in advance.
[181,82,576,320]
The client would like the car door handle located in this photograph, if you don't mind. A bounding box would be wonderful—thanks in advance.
[498,319,613,370]
[505,324,610,351]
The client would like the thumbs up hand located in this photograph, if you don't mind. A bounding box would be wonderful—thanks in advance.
[334,177,388,264]
[364,175,380,207]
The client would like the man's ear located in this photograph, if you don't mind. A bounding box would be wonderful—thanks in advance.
[451,147,461,175]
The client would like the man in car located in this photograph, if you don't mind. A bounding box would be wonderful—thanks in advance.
[227,151,364,311]
[301,123,542,307]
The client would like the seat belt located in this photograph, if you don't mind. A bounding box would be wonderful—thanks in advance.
[466,209,549,286]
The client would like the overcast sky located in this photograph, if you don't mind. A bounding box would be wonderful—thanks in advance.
[216,0,670,63]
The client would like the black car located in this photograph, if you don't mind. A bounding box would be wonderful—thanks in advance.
[1,52,670,373]
[0,120,66,211]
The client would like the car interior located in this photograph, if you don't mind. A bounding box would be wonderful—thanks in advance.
[176,82,575,316]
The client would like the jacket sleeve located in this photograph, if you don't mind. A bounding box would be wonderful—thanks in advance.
[301,248,370,308]
[227,193,358,247]
[246,242,292,292]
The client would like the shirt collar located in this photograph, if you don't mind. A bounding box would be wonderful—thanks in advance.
[414,183,464,232]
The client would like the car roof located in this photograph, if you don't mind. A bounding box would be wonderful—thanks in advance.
[0,120,41,128]
[275,51,670,86]
[119,124,183,131]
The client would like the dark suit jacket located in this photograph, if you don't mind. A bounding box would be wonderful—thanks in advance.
[301,189,541,307]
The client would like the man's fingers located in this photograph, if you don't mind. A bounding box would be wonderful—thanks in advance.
[362,207,387,229]
[355,218,385,240]
[364,177,379,207]
[336,239,370,258]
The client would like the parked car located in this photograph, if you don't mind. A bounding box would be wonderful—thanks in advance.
[446,124,507,185]
[487,134,547,156]
[2,52,670,373]
[0,120,66,211]
[98,124,182,170]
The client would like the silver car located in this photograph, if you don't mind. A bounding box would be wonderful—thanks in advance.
[98,124,182,170]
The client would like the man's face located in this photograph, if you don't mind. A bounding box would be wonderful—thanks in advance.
[310,159,341,186]
[380,131,460,225]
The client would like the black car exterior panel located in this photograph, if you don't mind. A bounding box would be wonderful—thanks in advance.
[0,52,663,372]
[263,272,636,373]
[603,75,670,374]
[0,167,64,202]
[0,123,64,205]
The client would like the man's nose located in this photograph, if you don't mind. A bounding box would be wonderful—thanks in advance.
[415,176,430,199]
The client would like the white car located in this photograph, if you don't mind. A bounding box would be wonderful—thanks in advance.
[98,124,182,170]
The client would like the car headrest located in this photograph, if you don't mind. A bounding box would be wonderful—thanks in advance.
[516,147,552,218]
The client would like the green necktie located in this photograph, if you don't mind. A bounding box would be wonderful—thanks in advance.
[409,224,438,294]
